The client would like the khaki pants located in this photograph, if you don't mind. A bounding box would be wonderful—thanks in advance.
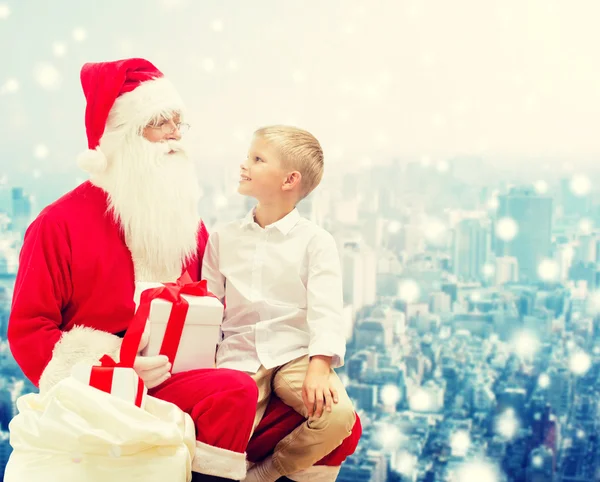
[250,356,355,476]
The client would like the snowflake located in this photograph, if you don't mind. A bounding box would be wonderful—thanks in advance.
[380,384,401,406]
[450,430,471,457]
[395,451,416,475]
[569,351,591,376]
[578,218,593,234]
[454,460,500,482]
[495,217,518,241]
[52,42,67,57]
[211,19,223,32]
[388,221,401,233]
[0,4,10,19]
[496,409,519,439]
[570,174,591,197]
[534,180,548,194]
[532,455,543,467]
[398,279,420,303]
[436,159,449,172]
[538,373,551,389]
[512,330,539,360]
[537,259,559,281]
[482,263,495,277]
[34,144,49,159]
[0,78,19,95]
[34,62,61,90]
[228,59,239,71]
[72,27,87,42]
[378,423,401,449]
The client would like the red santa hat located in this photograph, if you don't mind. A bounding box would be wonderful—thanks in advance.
[77,58,184,173]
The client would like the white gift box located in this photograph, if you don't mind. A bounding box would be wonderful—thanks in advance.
[71,362,148,409]
[134,282,224,374]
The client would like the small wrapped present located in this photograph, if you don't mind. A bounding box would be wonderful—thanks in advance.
[71,359,147,409]
[135,272,224,374]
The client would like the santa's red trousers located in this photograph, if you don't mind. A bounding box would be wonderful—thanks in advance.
[149,368,361,468]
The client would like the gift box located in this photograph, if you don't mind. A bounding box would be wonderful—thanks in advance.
[134,279,223,374]
[71,361,148,409]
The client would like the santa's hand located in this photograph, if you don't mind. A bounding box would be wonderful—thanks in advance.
[134,355,171,389]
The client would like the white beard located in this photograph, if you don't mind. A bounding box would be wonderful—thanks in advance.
[91,131,200,283]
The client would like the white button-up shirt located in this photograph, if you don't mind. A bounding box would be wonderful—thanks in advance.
[202,208,346,374]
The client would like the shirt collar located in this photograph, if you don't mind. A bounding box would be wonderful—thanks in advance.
[241,207,301,235]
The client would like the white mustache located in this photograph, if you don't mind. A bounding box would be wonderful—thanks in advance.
[156,139,186,154]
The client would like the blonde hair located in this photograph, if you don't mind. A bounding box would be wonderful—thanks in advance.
[254,125,324,198]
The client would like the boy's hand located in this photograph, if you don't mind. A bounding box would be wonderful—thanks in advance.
[302,356,339,418]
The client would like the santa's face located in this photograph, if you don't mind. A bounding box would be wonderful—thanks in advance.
[92,114,200,283]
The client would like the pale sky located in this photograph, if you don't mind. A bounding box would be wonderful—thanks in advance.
[1,0,600,189]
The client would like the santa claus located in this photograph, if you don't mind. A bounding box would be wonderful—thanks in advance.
[7,58,360,482]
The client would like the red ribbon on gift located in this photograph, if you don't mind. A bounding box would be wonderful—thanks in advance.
[92,272,215,398]
[89,355,146,407]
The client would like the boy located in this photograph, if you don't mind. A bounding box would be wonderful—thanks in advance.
[202,126,356,482]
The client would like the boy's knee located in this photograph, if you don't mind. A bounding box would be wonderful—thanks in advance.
[315,401,355,439]
[330,402,355,436]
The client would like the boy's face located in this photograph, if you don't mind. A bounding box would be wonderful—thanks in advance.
[239,135,290,202]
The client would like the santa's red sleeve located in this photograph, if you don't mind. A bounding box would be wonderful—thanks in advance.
[8,213,121,392]
[8,213,70,386]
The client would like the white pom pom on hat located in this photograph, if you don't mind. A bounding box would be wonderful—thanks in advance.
[77,147,108,174]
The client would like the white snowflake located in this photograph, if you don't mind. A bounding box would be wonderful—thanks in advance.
[570,174,591,197]
[388,221,401,233]
[211,19,223,32]
[454,460,499,482]
[569,351,591,376]
[532,455,543,467]
[495,217,518,242]
[0,78,19,95]
[423,218,446,243]
[534,180,548,194]
[450,430,471,457]
[34,62,61,90]
[395,451,416,475]
[538,373,550,389]
[436,159,449,172]
[482,263,495,277]
[34,144,49,159]
[487,196,499,210]
[537,259,559,282]
[496,409,519,439]
[227,59,239,71]
[0,3,10,19]
[52,42,67,57]
[512,330,539,360]
[380,384,401,406]
[378,423,401,449]
[214,194,228,209]
[72,27,87,42]
[398,279,420,303]
[578,218,593,234]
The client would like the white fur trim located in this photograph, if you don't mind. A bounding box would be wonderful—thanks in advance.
[107,77,185,130]
[77,147,108,174]
[38,326,122,395]
[192,440,247,480]
[287,465,342,482]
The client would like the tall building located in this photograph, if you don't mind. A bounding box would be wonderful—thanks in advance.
[10,187,33,237]
[494,186,552,281]
[495,257,519,285]
[342,241,377,312]
[452,218,491,281]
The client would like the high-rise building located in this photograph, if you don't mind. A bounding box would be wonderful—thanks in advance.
[494,186,552,281]
[452,218,491,281]
[495,256,519,285]
[10,187,33,237]
[342,241,377,312]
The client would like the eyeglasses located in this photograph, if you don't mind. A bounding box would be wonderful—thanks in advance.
[148,120,191,135]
